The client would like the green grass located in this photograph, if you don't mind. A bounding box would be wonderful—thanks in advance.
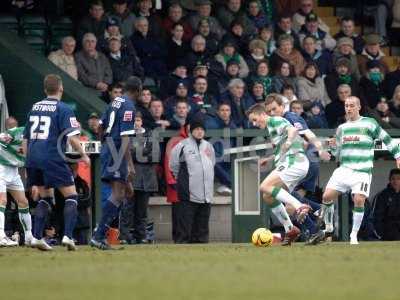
[1,242,400,300]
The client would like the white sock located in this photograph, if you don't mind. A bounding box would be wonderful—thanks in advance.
[352,208,364,234]
[272,187,302,210]
[322,203,334,232]
[18,206,32,237]
[270,201,294,233]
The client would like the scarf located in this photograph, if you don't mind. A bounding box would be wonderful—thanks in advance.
[276,48,304,75]
[339,74,352,85]
[222,53,240,64]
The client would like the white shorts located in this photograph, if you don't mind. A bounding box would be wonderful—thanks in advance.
[0,164,25,193]
[326,166,372,197]
[271,155,309,192]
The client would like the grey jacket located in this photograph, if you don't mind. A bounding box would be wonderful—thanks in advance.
[169,136,215,203]
[75,51,113,88]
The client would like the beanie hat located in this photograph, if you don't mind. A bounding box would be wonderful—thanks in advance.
[190,118,205,133]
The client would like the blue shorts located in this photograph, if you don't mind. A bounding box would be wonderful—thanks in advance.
[100,144,128,183]
[26,161,74,188]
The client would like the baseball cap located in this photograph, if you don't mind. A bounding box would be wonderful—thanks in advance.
[107,17,120,28]
[305,13,318,23]
[89,112,99,119]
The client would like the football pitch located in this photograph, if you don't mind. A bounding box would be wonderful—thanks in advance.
[1,242,399,300]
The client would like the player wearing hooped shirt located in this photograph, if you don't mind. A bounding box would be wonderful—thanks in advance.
[23,74,90,251]
[90,76,140,250]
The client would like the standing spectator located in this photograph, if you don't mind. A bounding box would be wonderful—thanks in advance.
[169,100,190,130]
[292,0,330,33]
[298,13,336,51]
[368,98,400,128]
[334,17,365,54]
[86,112,100,140]
[358,33,389,76]
[247,59,273,96]
[169,119,215,243]
[372,169,400,240]
[75,33,113,94]
[333,37,361,81]
[162,3,194,42]
[301,35,333,77]
[274,13,301,49]
[196,18,220,55]
[271,60,297,94]
[217,0,256,36]
[359,60,387,109]
[245,39,267,74]
[77,0,108,44]
[166,23,190,71]
[325,84,351,128]
[270,34,305,76]
[107,0,136,37]
[134,0,163,39]
[48,36,78,80]
[215,39,249,78]
[246,0,269,31]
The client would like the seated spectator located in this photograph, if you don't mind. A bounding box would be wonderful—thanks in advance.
[107,36,144,83]
[297,62,331,107]
[358,33,389,76]
[133,0,163,39]
[246,0,269,31]
[301,35,333,77]
[274,13,301,50]
[270,34,305,76]
[359,60,387,109]
[325,84,351,128]
[160,64,191,100]
[281,83,298,111]
[271,60,298,94]
[258,0,277,22]
[77,0,108,44]
[102,82,123,103]
[219,78,255,127]
[162,3,194,42]
[86,112,100,140]
[217,0,256,36]
[373,168,400,241]
[258,25,276,57]
[150,98,170,129]
[48,36,78,80]
[190,64,220,98]
[385,62,400,99]
[223,18,254,55]
[290,99,306,119]
[107,0,136,37]
[188,0,225,40]
[305,101,328,129]
[298,13,336,51]
[333,37,361,81]
[292,0,330,33]
[196,18,220,56]
[135,88,156,130]
[215,39,249,78]
[218,59,241,94]
[130,17,167,80]
[333,17,365,54]
[247,59,273,96]
[75,33,113,94]
[245,39,268,74]
[249,81,265,103]
[164,82,190,119]
[189,76,218,117]
[325,58,359,101]
[169,99,190,130]
[205,102,236,194]
[389,85,400,117]
[166,23,190,71]
[368,97,400,128]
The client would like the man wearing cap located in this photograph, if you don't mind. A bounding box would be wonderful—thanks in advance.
[358,33,389,76]
[334,17,365,55]
[292,0,329,33]
[359,60,388,109]
[107,0,136,37]
[77,0,108,44]
[169,118,215,243]
[298,13,336,51]
[332,36,361,81]
[160,63,190,99]
[86,113,101,141]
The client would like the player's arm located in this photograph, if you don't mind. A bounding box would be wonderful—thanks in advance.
[69,134,91,166]
[374,122,400,167]
[302,129,331,161]
[21,139,27,156]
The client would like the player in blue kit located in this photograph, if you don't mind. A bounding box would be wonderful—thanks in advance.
[22,74,90,251]
[90,76,141,250]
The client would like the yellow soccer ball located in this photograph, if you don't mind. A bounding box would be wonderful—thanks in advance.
[251,228,273,247]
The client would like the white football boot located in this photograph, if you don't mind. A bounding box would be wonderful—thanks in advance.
[0,236,18,247]
[31,237,53,251]
[350,232,359,245]
[62,236,77,251]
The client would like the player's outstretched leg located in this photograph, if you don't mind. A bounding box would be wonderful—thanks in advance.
[350,194,366,245]
[31,196,53,251]
[62,195,78,251]
[0,195,18,247]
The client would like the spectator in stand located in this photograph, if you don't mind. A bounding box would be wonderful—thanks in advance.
[134,0,163,39]
[270,34,305,77]
[389,85,400,117]
[368,97,400,128]
[205,102,236,194]
[292,0,330,33]
[325,84,351,128]
[160,63,190,100]
[218,59,241,94]
[219,78,255,127]
[191,64,220,98]
[298,13,336,52]
[166,23,190,71]
[359,60,387,110]
[189,76,217,117]
[385,63,400,99]
[258,25,276,57]
[246,0,269,31]
[247,59,273,96]
[249,81,265,103]
[150,98,170,129]
[196,18,220,56]
[245,39,268,74]
[274,13,301,50]
[162,3,193,42]
[372,168,400,240]
[325,58,359,102]
[77,0,108,44]
[271,60,297,94]
[290,99,306,119]
[75,33,113,94]
[305,101,328,129]
[297,62,331,108]
[164,82,190,119]
[107,36,144,83]
[130,17,167,80]
[301,35,333,77]
[217,0,256,36]
[334,17,365,54]
[188,0,225,40]
[102,82,123,103]
[169,99,190,130]
[135,88,156,130]
[358,33,389,76]
[215,39,249,78]
[280,84,298,111]
[391,0,400,44]
[107,0,136,37]
[86,112,100,140]
[48,36,78,80]
[224,18,254,56]
[275,0,300,16]
[333,37,361,81]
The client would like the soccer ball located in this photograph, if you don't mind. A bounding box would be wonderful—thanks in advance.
[252,228,273,247]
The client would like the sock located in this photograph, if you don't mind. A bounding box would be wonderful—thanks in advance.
[272,187,302,210]
[64,196,78,239]
[0,205,5,237]
[18,206,32,237]
[269,199,294,233]
[33,198,52,239]
[352,207,365,234]
[321,202,334,232]
[301,215,318,235]
[94,198,121,241]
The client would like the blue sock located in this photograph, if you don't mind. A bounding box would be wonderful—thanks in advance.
[33,198,52,239]
[94,199,121,241]
[301,215,318,235]
[64,196,78,239]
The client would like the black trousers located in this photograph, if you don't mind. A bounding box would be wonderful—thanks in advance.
[175,201,211,244]
[171,202,180,243]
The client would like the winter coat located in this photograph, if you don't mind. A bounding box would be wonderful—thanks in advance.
[165,38,190,71]
[292,10,330,33]
[107,51,144,84]
[357,48,389,76]
[301,49,333,76]
[384,69,400,99]
[334,31,365,54]
[332,51,361,81]
[359,76,386,109]
[188,15,226,40]
[296,76,331,107]
[219,91,255,127]
[367,108,400,128]
[298,26,336,51]
[324,72,360,101]
[217,5,256,36]
[184,50,224,76]
[215,52,249,78]
[324,100,346,128]
[271,75,298,94]
[107,10,136,37]
[77,15,107,44]
[159,73,191,100]
[162,17,194,42]
[273,26,301,49]
[75,51,113,88]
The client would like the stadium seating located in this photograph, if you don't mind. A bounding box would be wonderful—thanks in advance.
[0,14,19,34]
[49,16,73,51]
[20,15,47,55]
